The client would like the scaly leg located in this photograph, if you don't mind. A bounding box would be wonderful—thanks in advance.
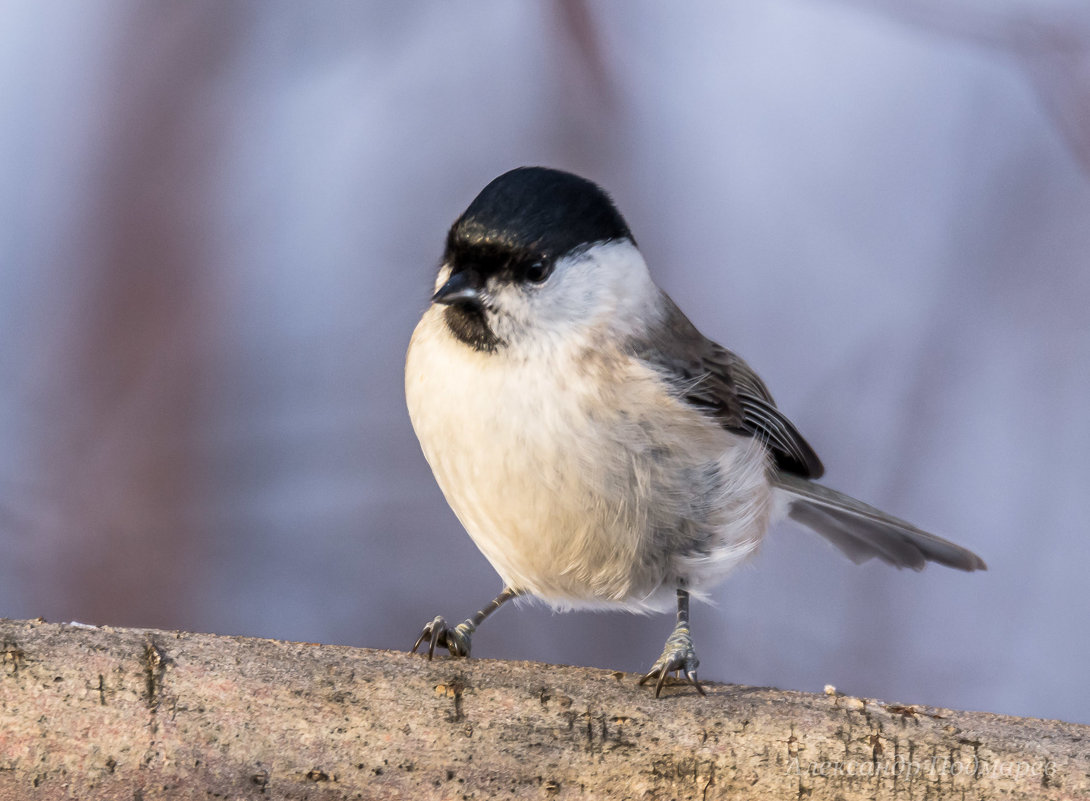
[639,589,707,697]
[411,587,521,659]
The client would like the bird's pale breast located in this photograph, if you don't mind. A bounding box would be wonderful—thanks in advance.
[406,308,774,611]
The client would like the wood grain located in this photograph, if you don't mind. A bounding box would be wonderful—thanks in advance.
[0,618,1085,800]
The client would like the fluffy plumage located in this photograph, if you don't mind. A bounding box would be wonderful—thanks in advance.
[405,167,984,690]
[407,241,776,611]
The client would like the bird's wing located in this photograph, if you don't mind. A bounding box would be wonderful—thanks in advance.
[631,293,824,479]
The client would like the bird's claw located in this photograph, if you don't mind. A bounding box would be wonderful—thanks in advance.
[411,615,474,659]
[639,625,706,698]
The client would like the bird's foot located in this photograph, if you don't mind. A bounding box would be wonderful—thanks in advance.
[411,615,475,659]
[639,623,706,697]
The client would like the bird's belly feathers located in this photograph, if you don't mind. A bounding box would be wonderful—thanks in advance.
[406,313,774,611]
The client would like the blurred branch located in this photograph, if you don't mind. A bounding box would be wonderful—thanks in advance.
[1,618,1087,800]
[554,0,616,106]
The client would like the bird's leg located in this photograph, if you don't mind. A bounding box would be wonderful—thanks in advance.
[639,588,706,697]
[411,587,521,659]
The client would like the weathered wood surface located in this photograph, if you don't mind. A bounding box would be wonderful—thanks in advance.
[0,618,1086,800]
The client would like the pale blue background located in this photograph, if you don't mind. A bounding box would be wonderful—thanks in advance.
[2,1,1088,724]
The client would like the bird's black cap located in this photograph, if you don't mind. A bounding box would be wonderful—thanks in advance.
[445,167,633,279]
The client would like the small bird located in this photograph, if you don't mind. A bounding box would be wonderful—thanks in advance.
[405,166,985,697]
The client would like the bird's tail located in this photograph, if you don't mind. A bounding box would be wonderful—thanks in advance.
[773,473,987,572]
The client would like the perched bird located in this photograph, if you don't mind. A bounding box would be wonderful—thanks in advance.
[405,166,985,696]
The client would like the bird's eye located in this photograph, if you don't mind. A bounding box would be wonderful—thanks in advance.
[524,261,552,284]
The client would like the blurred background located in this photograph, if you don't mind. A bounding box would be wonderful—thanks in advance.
[2,1,1088,725]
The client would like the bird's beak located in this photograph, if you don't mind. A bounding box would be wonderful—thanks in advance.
[432,269,484,306]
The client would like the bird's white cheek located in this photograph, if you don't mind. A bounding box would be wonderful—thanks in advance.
[534,242,659,339]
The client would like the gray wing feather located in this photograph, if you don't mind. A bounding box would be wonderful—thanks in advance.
[776,472,987,572]
[632,294,825,479]
[629,292,985,572]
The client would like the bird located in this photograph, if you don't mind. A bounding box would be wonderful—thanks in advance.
[404,166,986,697]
